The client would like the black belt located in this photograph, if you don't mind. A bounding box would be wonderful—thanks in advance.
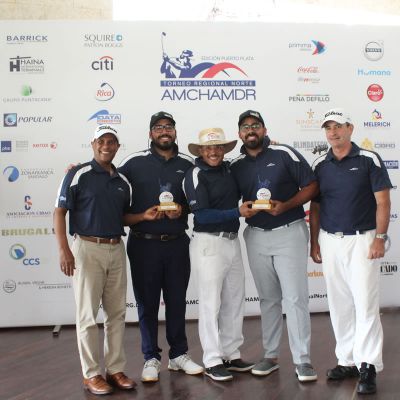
[324,230,369,236]
[131,231,185,241]
[208,232,238,240]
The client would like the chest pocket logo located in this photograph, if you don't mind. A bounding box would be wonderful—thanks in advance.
[349,167,359,171]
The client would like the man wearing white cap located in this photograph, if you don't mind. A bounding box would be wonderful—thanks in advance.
[310,108,392,394]
[183,128,257,381]
[54,125,144,395]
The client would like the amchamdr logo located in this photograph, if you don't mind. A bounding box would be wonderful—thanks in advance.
[9,243,26,260]
[9,56,45,73]
[288,40,326,55]
[367,84,384,102]
[364,109,390,129]
[91,56,114,70]
[159,32,256,101]
[95,82,115,101]
[364,41,384,61]
[3,113,17,126]
[88,109,121,124]
[84,34,123,47]
[3,166,19,182]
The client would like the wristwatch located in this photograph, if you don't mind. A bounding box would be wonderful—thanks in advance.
[375,233,388,241]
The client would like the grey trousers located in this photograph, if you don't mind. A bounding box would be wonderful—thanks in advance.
[243,219,312,365]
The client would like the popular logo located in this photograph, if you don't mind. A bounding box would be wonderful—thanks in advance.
[367,84,384,102]
[95,82,115,101]
[3,166,19,182]
[364,41,384,61]
[3,113,17,127]
[159,32,256,101]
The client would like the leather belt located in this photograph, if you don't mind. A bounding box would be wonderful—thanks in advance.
[131,231,185,241]
[323,229,371,237]
[78,235,121,244]
[208,232,238,240]
[251,218,303,232]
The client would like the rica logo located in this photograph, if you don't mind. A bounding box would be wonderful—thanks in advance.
[3,166,19,182]
[95,82,115,101]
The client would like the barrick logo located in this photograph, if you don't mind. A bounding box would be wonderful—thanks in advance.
[6,35,48,44]
[364,41,384,61]
[367,84,384,102]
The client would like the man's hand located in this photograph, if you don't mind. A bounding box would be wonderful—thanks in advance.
[263,200,288,216]
[310,243,322,264]
[59,246,75,276]
[368,238,385,259]
[239,201,259,218]
[165,204,182,219]
[143,206,164,221]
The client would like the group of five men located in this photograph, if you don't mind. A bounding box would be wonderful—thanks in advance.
[54,107,391,396]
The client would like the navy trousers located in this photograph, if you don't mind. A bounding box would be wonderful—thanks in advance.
[127,232,190,361]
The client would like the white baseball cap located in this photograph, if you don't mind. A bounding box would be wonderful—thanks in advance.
[92,124,119,142]
[321,108,352,128]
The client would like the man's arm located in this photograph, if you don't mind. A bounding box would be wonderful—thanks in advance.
[53,207,75,276]
[309,200,322,263]
[368,188,391,259]
[123,206,163,225]
[266,181,319,216]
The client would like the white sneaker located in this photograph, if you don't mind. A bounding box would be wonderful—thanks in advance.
[168,354,204,375]
[141,358,161,382]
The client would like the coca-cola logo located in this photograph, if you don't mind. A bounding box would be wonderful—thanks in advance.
[297,66,319,73]
[367,84,384,102]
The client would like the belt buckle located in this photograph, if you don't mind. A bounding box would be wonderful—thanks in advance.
[160,234,169,241]
[228,232,236,240]
[109,238,118,244]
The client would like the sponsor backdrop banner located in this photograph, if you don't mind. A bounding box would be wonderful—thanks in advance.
[1,21,399,327]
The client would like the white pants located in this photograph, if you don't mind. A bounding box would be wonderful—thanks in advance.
[190,232,245,368]
[319,230,383,371]
[72,236,128,378]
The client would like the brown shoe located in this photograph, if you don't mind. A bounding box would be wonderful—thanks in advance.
[106,372,137,390]
[83,375,113,395]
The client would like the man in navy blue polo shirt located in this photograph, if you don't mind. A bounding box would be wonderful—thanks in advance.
[230,110,319,382]
[310,108,392,395]
[54,125,137,395]
[183,127,257,381]
[118,112,203,382]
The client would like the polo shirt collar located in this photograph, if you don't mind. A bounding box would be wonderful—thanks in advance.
[150,142,179,161]
[326,142,360,161]
[90,158,117,174]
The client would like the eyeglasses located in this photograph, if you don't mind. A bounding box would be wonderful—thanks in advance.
[152,124,175,133]
[240,123,262,132]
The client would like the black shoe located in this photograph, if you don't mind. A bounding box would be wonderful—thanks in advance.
[205,364,233,381]
[327,365,359,380]
[223,359,255,372]
[357,363,376,394]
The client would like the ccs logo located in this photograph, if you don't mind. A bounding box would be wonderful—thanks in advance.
[9,243,40,265]
[3,166,19,182]
[367,84,384,102]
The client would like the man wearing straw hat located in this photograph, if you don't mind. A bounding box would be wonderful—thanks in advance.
[183,128,258,381]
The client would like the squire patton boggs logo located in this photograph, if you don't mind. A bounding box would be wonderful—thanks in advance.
[159,32,256,101]
[88,110,121,124]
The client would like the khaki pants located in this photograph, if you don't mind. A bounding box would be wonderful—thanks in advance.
[72,236,127,378]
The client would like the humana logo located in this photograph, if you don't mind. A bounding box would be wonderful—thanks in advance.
[357,69,391,76]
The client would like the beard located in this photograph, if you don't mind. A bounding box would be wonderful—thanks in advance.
[153,136,175,151]
[243,134,263,150]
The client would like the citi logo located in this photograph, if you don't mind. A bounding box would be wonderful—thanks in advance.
[91,56,114,71]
